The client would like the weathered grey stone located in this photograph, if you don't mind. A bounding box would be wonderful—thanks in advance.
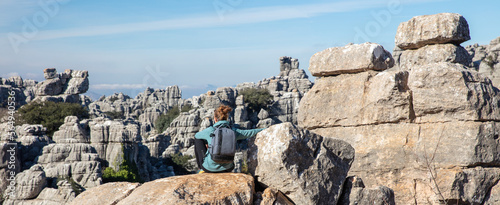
[7,76,24,88]
[144,134,171,158]
[0,141,21,197]
[248,123,355,205]
[339,176,396,205]
[409,62,500,122]
[299,69,411,128]
[269,91,302,124]
[474,36,500,88]
[16,124,50,169]
[32,180,78,205]
[43,68,58,80]
[395,13,470,49]
[446,167,500,204]
[216,87,236,106]
[257,109,269,120]
[10,164,47,200]
[309,43,394,77]
[37,143,102,188]
[202,91,221,109]
[279,56,300,76]
[36,78,62,96]
[52,116,89,144]
[64,77,89,95]
[70,70,88,79]
[162,144,180,158]
[311,121,500,204]
[399,44,470,69]
[165,112,200,148]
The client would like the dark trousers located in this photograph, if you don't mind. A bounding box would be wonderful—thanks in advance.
[194,139,207,170]
[194,138,234,173]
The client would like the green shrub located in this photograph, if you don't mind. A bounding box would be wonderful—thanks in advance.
[181,104,193,113]
[17,101,89,137]
[171,153,193,167]
[165,153,194,175]
[154,105,194,133]
[155,107,180,133]
[104,111,124,120]
[108,96,119,103]
[102,152,141,183]
[239,88,273,112]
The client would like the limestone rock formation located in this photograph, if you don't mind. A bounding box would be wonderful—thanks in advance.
[248,123,355,205]
[34,68,90,104]
[0,76,35,109]
[299,13,500,204]
[309,42,394,77]
[395,13,470,50]
[298,69,411,128]
[71,173,254,205]
[36,143,102,188]
[395,13,471,70]
[87,117,153,181]
[6,164,46,200]
[466,36,500,88]
[52,116,89,144]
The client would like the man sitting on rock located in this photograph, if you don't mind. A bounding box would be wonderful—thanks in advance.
[194,105,265,173]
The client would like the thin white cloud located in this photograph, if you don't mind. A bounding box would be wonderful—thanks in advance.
[1,72,20,78]
[91,83,147,90]
[34,0,409,41]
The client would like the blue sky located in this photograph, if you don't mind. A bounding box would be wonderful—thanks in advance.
[1,0,499,99]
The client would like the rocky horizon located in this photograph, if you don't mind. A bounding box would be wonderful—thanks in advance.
[1,12,500,205]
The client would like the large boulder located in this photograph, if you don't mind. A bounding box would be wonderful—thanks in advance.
[6,164,47,200]
[36,78,63,96]
[309,42,394,77]
[395,13,470,50]
[299,69,411,128]
[248,123,355,205]
[71,173,254,205]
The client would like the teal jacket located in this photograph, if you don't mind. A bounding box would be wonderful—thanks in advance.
[195,120,265,172]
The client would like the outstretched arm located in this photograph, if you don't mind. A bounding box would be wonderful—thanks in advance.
[235,128,265,140]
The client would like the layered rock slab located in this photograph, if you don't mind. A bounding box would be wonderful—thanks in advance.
[409,62,500,122]
[309,42,394,77]
[398,43,470,69]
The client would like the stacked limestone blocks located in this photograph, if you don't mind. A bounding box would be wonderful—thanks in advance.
[393,13,471,69]
[299,13,500,204]
[35,68,89,103]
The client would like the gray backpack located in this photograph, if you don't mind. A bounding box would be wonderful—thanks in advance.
[209,124,236,163]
